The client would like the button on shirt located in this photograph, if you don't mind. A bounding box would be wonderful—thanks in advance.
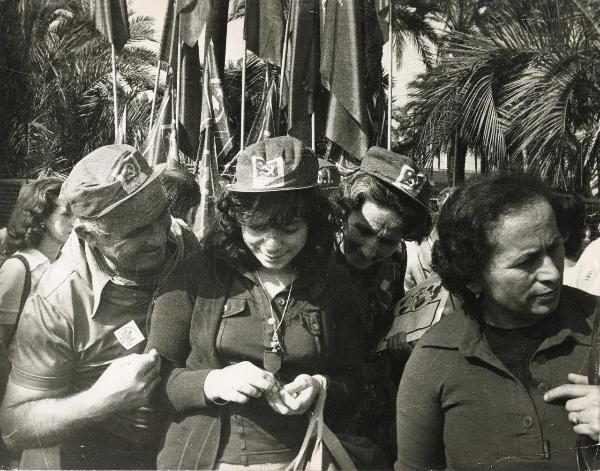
[395,286,596,471]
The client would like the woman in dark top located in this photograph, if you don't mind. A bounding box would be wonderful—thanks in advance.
[147,137,365,470]
[396,173,600,470]
[332,147,431,459]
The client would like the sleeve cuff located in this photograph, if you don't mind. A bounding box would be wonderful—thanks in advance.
[166,368,214,412]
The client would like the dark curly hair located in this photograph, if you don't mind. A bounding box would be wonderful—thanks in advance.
[202,188,334,272]
[7,177,65,253]
[159,165,201,221]
[332,172,432,242]
[432,173,558,317]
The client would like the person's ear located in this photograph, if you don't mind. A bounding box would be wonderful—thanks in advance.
[74,223,98,248]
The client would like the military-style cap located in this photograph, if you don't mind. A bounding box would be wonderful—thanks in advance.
[360,147,429,209]
[61,144,165,220]
[227,136,318,192]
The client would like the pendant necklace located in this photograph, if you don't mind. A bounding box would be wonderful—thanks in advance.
[256,270,295,373]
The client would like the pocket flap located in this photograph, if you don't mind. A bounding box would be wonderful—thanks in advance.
[222,298,247,317]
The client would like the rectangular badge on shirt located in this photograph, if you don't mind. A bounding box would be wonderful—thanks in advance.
[114,320,145,350]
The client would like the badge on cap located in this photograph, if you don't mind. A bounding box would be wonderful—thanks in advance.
[114,320,145,350]
[110,153,149,194]
[394,164,426,198]
[252,155,284,189]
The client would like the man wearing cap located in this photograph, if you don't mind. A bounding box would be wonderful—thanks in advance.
[0,144,198,469]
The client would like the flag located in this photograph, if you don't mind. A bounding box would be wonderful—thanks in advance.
[178,43,202,159]
[94,0,130,52]
[375,0,390,44]
[320,0,370,160]
[114,103,127,144]
[193,125,221,238]
[246,67,278,146]
[142,78,178,167]
[176,0,211,47]
[284,0,320,146]
[244,0,285,66]
[159,0,178,65]
[200,40,233,162]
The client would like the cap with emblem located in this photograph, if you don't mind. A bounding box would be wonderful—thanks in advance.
[360,146,430,210]
[61,144,166,220]
[228,136,318,192]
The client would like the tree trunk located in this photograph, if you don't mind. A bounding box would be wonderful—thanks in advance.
[447,132,467,185]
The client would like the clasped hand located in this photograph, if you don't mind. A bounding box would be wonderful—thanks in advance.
[544,373,600,441]
[203,362,323,415]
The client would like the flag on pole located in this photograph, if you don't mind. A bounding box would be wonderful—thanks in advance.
[177,0,211,47]
[246,68,278,146]
[159,0,178,65]
[200,40,233,162]
[114,103,127,144]
[94,0,130,52]
[284,0,320,146]
[320,0,370,160]
[142,79,178,167]
[375,0,390,44]
[193,125,221,238]
[244,0,285,66]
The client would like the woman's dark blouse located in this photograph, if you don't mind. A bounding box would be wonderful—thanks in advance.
[395,286,597,471]
[147,251,366,468]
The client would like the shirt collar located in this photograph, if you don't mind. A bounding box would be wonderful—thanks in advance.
[234,259,330,299]
[420,285,594,352]
[63,217,189,317]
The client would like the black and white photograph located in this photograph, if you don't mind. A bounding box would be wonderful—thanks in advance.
[2,0,600,469]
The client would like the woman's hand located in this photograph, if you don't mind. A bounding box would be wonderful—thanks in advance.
[266,374,325,415]
[203,361,279,404]
[544,373,600,441]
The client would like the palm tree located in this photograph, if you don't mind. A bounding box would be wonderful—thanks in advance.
[404,1,600,191]
[0,0,158,177]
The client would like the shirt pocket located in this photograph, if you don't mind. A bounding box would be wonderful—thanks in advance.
[222,297,248,318]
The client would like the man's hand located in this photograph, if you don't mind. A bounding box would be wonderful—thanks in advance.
[544,373,600,441]
[203,361,278,404]
[85,349,161,417]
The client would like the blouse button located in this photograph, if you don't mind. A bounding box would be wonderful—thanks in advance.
[522,415,534,428]
[277,298,286,306]
[537,382,549,395]
[534,353,547,364]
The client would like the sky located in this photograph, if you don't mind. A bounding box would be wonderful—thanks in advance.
[128,0,425,107]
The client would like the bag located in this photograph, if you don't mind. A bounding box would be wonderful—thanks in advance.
[287,382,357,471]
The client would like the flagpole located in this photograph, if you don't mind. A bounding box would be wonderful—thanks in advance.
[111,43,119,139]
[176,27,182,136]
[311,113,316,151]
[149,60,162,133]
[278,6,291,133]
[240,40,247,150]
[387,5,393,150]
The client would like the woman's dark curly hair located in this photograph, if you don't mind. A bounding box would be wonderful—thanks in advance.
[202,188,334,272]
[332,172,432,242]
[432,173,558,317]
[7,177,65,253]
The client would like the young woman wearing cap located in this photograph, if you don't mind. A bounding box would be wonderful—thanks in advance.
[147,136,367,470]
[332,147,432,461]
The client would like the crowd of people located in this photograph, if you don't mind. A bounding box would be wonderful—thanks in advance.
[0,138,599,470]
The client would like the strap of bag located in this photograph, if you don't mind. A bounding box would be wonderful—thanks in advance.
[1,254,31,344]
[286,378,357,471]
